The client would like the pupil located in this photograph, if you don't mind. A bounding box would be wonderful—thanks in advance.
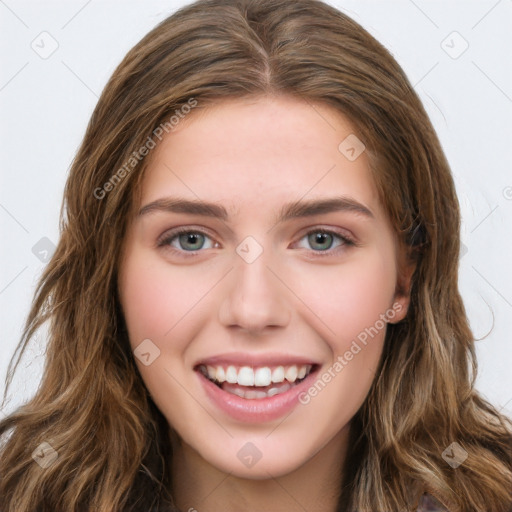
[310,232,332,250]
[181,233,203,250]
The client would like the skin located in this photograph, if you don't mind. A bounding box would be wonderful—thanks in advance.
[118,95,414,512]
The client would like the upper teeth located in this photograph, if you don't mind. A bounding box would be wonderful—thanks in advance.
[202,364,312,387]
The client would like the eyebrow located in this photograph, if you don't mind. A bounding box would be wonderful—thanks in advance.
[137,196,374,223]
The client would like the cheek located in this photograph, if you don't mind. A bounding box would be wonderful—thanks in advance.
[295,249,397,347]
[118,252,207,422]
[120,262,171,343]
[119,253,204,347]
[294,252,396,432]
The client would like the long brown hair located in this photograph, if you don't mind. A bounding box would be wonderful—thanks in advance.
[1,0,511,510]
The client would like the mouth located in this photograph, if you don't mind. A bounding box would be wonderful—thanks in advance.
[196,363,318,399]
[194,358,320,423]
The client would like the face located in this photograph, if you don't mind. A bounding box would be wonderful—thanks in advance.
[118,95,411,479]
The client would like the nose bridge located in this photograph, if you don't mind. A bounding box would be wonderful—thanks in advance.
[218,236,291,334]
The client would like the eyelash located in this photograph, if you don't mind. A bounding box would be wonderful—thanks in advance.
[156,226,357,259]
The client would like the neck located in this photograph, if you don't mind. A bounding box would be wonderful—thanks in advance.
[170,424,351,512]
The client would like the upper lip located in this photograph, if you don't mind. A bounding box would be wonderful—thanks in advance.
[194,352,320,368]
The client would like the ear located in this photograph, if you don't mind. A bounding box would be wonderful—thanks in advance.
[390,250,416,324]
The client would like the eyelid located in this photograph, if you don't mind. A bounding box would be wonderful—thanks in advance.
[292,225,356,246]
[157,225,357,257]
[156,225,217,248]
[290,227,356,258]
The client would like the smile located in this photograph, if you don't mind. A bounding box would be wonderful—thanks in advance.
[197,364,314,399]
[194,357,320,423]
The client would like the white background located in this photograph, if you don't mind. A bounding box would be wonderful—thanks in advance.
[1,0,511,420]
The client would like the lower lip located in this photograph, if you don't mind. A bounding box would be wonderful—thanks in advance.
[196,368,318,423]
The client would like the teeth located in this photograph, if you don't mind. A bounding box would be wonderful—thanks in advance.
[245,389,268,399]
[237,367,254,386]
[224,381,292,399]
[267,387,281,397]
[285,366,298,382]
[215,366,226,383]
[231,387,245,398]
[225,365,238,384]
[206,365,216,380]
[267,383,291,397]
[254,367,272,386]
[271,366,285,383]
[200,363,313,387]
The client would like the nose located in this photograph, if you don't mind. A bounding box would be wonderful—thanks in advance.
[218,247,291,335]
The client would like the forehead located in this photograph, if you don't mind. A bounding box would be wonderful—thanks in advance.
[137,95,383,222]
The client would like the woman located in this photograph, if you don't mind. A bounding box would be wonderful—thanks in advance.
[1,0,511,510]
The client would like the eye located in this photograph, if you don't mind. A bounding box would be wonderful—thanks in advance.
[294,228,355,256]
[157,228,218,254]
[157,227,356,258]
